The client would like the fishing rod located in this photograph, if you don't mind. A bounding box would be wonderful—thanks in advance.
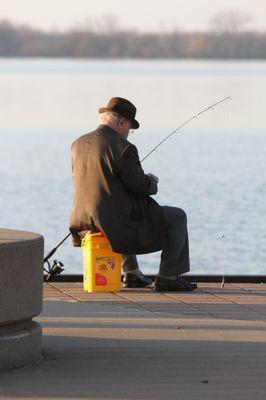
[43,96,231,280]
[140,96,231,288]
[141,96,231,162]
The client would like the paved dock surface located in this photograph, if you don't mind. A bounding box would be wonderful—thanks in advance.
[1,282,266,399]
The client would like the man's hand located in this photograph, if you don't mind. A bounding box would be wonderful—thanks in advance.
[147,173,159,184]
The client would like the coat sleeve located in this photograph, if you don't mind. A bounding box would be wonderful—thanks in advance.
[118,144,158,196]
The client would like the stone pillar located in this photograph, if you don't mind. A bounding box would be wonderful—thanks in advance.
[0,228,44,371]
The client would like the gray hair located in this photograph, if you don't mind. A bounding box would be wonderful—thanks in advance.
[99,111,121,124]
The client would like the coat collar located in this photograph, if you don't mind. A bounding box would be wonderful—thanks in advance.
[97,124,118,136]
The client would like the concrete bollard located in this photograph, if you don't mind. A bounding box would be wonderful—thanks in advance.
[0,228,44,371]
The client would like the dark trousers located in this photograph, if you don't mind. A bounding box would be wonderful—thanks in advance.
[122,206,190,278]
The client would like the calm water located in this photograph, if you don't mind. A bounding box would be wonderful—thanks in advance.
[0,58,266,275]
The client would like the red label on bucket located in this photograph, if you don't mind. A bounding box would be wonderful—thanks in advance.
[95,273,107,286]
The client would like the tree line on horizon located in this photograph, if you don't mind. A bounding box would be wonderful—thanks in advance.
[0,16,266,59]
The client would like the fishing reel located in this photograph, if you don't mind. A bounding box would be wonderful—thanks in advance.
[44,259,65,281]
[43,233,71,281]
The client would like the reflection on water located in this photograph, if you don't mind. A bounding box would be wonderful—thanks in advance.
[0,59,266,275]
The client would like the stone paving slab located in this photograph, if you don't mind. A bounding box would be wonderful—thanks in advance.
[0,282,266,399]
[43,282,266,319]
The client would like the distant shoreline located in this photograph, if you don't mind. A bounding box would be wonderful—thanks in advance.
[1,19,266,59]
[0,57,266,61]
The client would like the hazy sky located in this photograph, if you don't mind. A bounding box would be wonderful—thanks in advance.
[0,0,266,32]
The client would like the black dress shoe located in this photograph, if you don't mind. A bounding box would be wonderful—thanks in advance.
[154,276,197,292]
[123,270,153,288]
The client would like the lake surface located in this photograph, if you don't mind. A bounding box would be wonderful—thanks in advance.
[0,58,266,275]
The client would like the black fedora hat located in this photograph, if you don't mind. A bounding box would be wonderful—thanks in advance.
[99,97,139,129]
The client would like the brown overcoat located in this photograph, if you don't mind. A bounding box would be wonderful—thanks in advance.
[69,125,166,254]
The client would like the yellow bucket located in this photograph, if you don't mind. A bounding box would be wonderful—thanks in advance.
[81,232,122,292]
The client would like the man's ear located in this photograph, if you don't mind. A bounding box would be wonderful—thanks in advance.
[119,117,125,126]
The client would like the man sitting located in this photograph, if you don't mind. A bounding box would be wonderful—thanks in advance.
[69,97,197,291]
